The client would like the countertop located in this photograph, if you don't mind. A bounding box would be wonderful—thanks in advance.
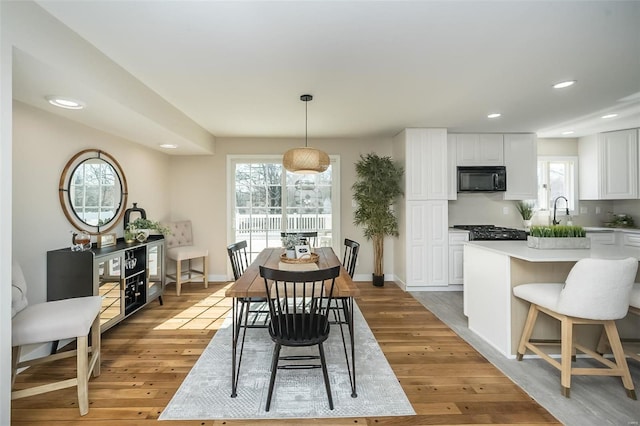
[464,240,640,262]
[584,226,640,234]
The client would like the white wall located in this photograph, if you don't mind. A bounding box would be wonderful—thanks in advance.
[12,101,172,304]
[1,2,13,421]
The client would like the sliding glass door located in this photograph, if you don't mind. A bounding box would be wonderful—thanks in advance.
[228,156,340,262]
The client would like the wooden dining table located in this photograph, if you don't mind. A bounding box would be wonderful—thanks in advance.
[225,246,361,399]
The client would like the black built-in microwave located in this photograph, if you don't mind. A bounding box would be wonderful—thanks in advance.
[457,166,506,192]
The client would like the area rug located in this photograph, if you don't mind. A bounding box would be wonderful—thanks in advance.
[160,302,415,420]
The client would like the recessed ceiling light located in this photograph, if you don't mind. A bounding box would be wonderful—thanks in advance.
[487,113,501,119]
[561,131,575,135]
[553,80,576,89]
[601,113,618,119]
[160,143,178,149]
[45,95,85,110]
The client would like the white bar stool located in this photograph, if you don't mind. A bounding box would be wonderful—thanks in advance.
[513,257,638,399]
[11,260,102,416]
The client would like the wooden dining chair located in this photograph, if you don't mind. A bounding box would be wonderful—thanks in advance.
[259,265,341,411]
[280,231,318,248]
[227,240,269,332]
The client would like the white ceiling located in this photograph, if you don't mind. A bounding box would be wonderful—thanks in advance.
[10,1,640,154]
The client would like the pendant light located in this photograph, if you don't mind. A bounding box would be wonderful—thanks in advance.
[283,94,330,174]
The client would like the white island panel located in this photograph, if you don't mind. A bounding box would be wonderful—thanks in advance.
[464,244,511,355]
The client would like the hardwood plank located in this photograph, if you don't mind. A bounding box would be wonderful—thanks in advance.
[11,281,560,425]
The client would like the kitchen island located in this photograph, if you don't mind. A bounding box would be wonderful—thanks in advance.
[463,240,640,358]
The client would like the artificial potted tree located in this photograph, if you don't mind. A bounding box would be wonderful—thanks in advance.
[352,153,404,287]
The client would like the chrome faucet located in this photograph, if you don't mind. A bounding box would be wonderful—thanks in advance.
[552,196,569,225]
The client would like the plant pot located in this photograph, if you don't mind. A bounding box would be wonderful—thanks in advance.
[286,249,296,259]
[527,236,591,249]
[372,274,384,287]
[522,219,532,231]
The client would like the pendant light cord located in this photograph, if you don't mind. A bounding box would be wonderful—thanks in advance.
[305,99,308,148]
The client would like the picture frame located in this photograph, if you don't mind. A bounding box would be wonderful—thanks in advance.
[295,244,311,259]
[97,232,117,248]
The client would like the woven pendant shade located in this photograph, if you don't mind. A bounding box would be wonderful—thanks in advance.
[283,147,330,174]
[283,94,329,174]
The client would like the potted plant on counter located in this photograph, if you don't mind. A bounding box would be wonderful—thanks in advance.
[352,153,404,287]
[527,225,590,249]
[126,218,170,243]
[515,201,535,231]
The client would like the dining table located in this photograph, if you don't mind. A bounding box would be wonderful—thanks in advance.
[225,246,361,399]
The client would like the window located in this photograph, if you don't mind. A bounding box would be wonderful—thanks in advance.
[227,155,340,262]
[537,156,578,214]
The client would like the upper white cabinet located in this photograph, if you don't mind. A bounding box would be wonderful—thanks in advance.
[503,134,537,200]
[455,133,504,166]
[579,129,638,200]
[395,128,448,200]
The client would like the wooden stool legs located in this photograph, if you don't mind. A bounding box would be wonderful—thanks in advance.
[173,255,209,296]
[11,314,101,416]
[516,303,636,399]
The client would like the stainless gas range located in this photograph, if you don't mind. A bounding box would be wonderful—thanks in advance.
[452,225,527,241]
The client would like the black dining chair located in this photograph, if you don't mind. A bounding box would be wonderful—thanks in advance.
[329,239,360,382]
[331,239,360,322]
[227,241,269,332]
[280,231,318,248]
[342,238,360,279]
[259,265,341,411]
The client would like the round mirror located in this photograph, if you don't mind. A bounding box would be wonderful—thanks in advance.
[59,149,128,234]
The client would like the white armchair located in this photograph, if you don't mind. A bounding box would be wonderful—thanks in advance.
[11,260,102,416]
[164,220,209,296]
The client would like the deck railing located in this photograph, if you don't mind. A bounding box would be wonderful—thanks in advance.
[235,213,332,235]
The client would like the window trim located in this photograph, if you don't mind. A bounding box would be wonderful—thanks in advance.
[226,154,341,260]
[537,155,579,216]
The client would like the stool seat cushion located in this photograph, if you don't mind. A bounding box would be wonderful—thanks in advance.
[167,245,208,261]
[12,296,102,347]
[513,283,564,311]
[630,283,640,310]
[514,258,638,321]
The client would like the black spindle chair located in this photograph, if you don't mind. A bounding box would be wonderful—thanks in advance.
[227,241,270,333]
[259,265,341,411]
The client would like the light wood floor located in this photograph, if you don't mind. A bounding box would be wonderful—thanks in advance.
[11,281,560,425]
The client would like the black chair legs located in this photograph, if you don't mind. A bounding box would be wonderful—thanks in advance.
[265,343,281,412]
[318,343,334,410]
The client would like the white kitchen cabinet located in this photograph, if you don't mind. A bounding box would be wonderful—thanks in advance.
[503,133,537,200]
[393,129,449,289]
[579,129,638,200]
[586,231,616,246]
[448,231,469,284]
[455,133,504,166]
[447,134,457,200]
[622,232,640,248]
[405,200,449,287]
[395,128,448,200]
